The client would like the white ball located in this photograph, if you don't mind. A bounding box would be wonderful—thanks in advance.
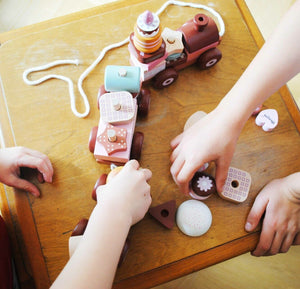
[176,200,212,237]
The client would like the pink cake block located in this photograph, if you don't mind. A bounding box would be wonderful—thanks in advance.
[218,167,251,203]
[94,96,138,164]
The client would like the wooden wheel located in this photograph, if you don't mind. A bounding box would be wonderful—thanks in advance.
[137,88,151,117]
[130,131,144,160]
[153,68,178,89]
[91,174,108,201]
[197,48,222,70]
[88,126,98,153]
[71,219,89,236]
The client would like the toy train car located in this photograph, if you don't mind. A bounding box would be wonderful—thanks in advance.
[89,10,222,164]
[129,10,222,88]
[88,65,150,165]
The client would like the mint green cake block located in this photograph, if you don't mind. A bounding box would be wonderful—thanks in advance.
[104,65,141,93]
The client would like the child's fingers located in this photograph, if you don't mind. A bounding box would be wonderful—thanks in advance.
[125,159,140,170]
[18,154,53,183]
[170,144,181,163]
[293,233,300,245]
[124,160,152,181]
[12,176,40,197]
[176,160,202,195]
[22,147,54,177]
[245,192,269,232]
[18,155,51,181]
[170,154,184,181]
[251,216,275,256]
[140,168,152,181]
[37,171,45,183]
[215,158,231,193]
[281,232,296,253]
[170,132,183,149]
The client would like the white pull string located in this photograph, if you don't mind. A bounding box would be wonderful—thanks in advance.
[23,1,225,119]
[23,59,90,118]
[155,0,225,37]
[77,37,130,115]
[77,1,225,117]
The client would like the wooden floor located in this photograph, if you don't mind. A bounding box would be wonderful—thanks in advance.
[0,1,299,288]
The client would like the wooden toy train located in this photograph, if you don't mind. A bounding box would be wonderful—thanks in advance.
[130,10,222,89]
[89,9,222,165]
[88,65,150,165]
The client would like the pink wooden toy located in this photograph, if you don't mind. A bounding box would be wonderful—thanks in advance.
[218,167,251,203]
[255,108,279,131]
[189,172,217,200]
[89,66,150,165]
[149,200,176,229]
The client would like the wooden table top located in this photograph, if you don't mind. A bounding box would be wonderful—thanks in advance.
[0,0,299,288]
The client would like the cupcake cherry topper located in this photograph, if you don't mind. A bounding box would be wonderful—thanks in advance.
[137,10,160,34]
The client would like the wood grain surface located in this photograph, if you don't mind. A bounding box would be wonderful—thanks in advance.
[0,0,299,288]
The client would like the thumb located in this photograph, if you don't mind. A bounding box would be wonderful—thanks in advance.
[245,192,268,232]
[12,177,40,197]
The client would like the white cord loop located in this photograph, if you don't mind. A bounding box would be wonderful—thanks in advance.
[155,0,225,37]
[23,59,90,118]
[23,1,225,118]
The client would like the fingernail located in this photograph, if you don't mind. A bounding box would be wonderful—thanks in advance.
[245,222,252,231]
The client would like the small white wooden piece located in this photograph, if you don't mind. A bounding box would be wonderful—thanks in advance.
[176,200,212,237]
[255,109,278,131]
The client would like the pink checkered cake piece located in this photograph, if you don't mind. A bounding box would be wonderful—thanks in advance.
[218,167,251,203]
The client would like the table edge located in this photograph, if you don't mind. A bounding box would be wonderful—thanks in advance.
[0,0,299,288]
[113,232,259,289]
[235,0,300,132]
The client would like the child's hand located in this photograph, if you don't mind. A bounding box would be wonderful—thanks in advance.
[0,147,53,197]
[170,108,241,195]
[96,160,152,226]
[245,172,300,256]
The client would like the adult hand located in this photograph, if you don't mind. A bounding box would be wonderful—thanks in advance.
[0,146,53,197]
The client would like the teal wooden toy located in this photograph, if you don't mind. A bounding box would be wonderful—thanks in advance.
[105,65,141,93]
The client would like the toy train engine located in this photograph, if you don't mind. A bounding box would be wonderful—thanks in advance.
[129,10,222,88]
[88,65,150,165]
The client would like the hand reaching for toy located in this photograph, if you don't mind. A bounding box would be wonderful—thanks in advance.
[170,107,243,195]
[0,147,53,197]
[96,160,152,226]
[245,172,300,256]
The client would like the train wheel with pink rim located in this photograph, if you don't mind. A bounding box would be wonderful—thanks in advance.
[197,48,222,70]
[153,68,178,89]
